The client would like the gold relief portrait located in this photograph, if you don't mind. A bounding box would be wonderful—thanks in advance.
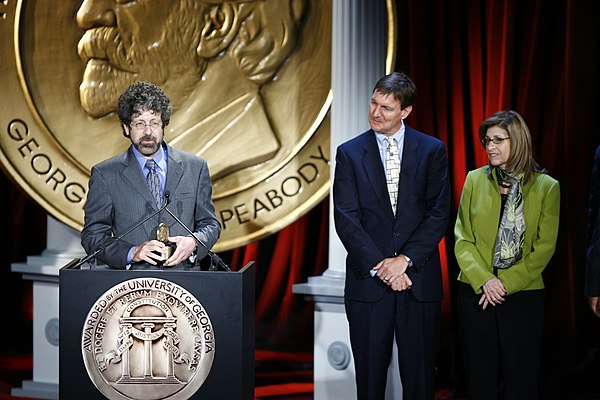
[76,0,310,183]
[0,0,393,250]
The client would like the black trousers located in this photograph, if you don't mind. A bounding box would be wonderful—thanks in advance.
[457,282,544,400]
[346,290,441,400]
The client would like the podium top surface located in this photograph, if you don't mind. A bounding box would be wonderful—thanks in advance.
[61,259,254,274]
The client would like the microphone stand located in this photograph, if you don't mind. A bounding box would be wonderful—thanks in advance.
[71,199,171,269]
[162,206,231,272]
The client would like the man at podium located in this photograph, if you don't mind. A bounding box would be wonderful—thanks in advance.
[81,82,221,270]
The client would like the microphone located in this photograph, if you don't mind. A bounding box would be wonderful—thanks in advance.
[73,193,172,269]
[163,192,231,272]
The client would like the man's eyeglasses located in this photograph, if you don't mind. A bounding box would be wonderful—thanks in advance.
[131,120,162,131]
[481,136,510,146]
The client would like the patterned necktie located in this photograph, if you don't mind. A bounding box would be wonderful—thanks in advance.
[146,159,163,207]
[385,136,401,216]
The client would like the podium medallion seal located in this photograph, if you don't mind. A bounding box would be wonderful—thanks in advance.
[81,277,215,400]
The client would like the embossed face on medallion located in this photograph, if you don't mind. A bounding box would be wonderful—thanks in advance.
[76,0,308,179]
[76,0,205,117]
[1,0,395,251]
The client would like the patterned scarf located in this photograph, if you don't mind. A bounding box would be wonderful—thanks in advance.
[493,168,525,269]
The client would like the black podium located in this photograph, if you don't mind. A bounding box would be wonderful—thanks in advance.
[59,262,255,399]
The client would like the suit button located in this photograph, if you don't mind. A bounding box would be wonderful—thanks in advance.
[393,232,400,237]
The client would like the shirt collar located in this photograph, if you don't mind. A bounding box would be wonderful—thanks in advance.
[132,142,167,172]
[374,121,405,147]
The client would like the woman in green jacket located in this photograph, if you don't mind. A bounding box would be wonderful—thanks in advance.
[455,110,560,400]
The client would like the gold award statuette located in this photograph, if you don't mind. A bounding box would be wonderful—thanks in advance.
[81,278,215,400]
[156,222,175,262]
[0,1,395,251]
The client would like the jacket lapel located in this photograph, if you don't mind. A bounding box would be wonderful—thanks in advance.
[362,131,395,219]
[121,149,156,208]
[118,149,155,240]
[165,145,184,196]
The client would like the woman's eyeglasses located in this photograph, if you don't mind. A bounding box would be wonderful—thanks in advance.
[481,136,510,146]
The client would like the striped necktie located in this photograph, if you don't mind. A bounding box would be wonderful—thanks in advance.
[146,159,163,207]
[385,136,401,216]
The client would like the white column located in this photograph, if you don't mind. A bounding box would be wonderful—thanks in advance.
[293,0,402,399]
[11,216,85,400]
[328,0,387,279]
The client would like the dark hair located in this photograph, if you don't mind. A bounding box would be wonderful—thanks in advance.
[118,82,172,135]
[372,72,417,109]
[479,110,540,182]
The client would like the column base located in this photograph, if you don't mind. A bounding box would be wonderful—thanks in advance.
[293,274,356,400]
[11,216,84,400]
[293,272,403,400]
[11,380,58,400]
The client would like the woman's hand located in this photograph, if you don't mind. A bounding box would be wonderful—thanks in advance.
[479,278,507,310]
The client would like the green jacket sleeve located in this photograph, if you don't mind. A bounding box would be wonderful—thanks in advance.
[454,171,497,293]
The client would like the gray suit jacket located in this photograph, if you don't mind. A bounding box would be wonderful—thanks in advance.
[81,143,221,269]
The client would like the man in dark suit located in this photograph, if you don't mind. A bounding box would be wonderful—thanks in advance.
[333,72,451,399]
[585,145,600,317]
[81,82,221,269]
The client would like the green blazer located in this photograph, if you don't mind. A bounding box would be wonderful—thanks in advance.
[455,166,560,295]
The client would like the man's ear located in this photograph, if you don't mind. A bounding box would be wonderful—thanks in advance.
[122,124,130,138]
[197,4,240,58]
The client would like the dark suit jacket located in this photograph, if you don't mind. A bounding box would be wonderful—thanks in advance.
[333,127,451,302]
[81,143,221,269]
[586,145,600,296]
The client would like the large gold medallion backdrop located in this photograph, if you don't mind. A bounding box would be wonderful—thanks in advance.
[0,1,394,251]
